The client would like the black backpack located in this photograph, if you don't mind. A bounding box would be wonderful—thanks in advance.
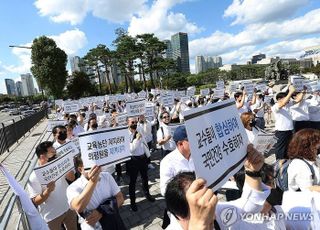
[274,159,315,191]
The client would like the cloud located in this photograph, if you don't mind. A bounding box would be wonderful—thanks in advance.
[50,29,87,55]
[190,8,320,60]
[128,0,202,39]
[224,0,309,25]
[34,0,147,25]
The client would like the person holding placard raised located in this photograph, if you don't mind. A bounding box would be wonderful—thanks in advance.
[27,141,77,230]
[67,157,126,230]
[127,117,155,212]
[157,111,176,157]
[234,89,256,115]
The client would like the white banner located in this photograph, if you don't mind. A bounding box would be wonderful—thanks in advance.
[126,99,146,117]
[167,124,184,137]
[216,81,225,89]
[187,86,196,97]
[34,151,74,185]
[116,113,127,126]
[252,133,278,156]
[243,82,254,95]
[290,76,305,91]
[47,120,66,132]
[184,99,249,191]
[64,103,79,113]
[56,141,79,158]
[213,88,225,98]
[71,137,80,150]
[200,88,210,96]
[229,83,238,93]
[145,105,155,119]
[78,127,130,169]
[161,95,175,107]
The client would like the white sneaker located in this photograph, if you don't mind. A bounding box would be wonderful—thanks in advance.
[148,164,155,169]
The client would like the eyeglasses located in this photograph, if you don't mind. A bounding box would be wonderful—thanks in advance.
[162,116,169,119]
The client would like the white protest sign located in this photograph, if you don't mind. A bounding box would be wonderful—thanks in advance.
[78,127,130,169]
[243,82,254,95]
[255,83,267,92]
[216,81,224,89]
[228,83,237,93]
[252,133,278,156]
[187,86,196,97]
[71,137,80,150]
[200,88,210,96]
[126,99,146,117]
[181,96,190,103]
[138,90,147,98]
[213,88,225,98]
[290,75,305,91]
[56,141,79,158]
[64,103,79,113]
[34,152,74,185]
[47,120,66,132]
[161,95,175,107]
[116,113,128,126]
[55,99,63,107]
[184,99,249,191]
[145,105,155,120]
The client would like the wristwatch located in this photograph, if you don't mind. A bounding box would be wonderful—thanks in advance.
[245,170,261,178]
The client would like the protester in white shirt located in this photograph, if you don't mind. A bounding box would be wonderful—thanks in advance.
[307,90,320,130]
[137,114,156,169]
[165,144,273,230]
[240,112,259,144]
[271,85,296,159]
[234,90,256,115]
[251,93,265,130]
[52,125,70,149]
[157,111,176,157]
[27,141,77,230]
[179,100,193,122]
[86,117,98,132]
[67,157,125,230]
[69,114,85,136]
[287,129,320,192]
[170,98,181,123]
[127,117,155,212]
[290,89,309,132]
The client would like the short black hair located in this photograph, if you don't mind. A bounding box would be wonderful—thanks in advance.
[52,125,66,135]
[160,111,170,119]
[234,92,242,100]
[165,171,195,219]
[35,141,53,158]
[69,114,77,120]
[276,92,288,101]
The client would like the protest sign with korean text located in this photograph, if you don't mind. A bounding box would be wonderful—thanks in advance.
[33,151,74,185]
[200,88,210,96]
[116,113,127,126]
[213,88,225,98]
[216,81,225,89]
[126,99,146,117]
[56,141,79,158]
[161,94,175,107]
[47,120,66,132]
[290,75,305,91]
[64,103,79,113]
[184,99,249,191]
[167,124,184,137]
[78,127,130,169]
[252,133,278,156]
[145,104,155,120]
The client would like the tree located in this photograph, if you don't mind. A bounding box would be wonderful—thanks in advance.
[31,36,68,98]
[66,71,96,99]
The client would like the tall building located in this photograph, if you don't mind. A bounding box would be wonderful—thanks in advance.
[252,54,266,64]
[16,81,23,97]
[70,56,86,73]
[195,55,223,74]
[5,79,16,96]
[171,32,190,73]
[163,40,173,59]
[21,73,35,96]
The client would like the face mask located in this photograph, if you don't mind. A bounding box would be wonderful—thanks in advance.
[58,132,67,141]
[249,119,256,127]
[47,155,57,162]
[91,123,98,129]
[130,124,137,130]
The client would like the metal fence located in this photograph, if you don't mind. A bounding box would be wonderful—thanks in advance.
[0,110,46,155]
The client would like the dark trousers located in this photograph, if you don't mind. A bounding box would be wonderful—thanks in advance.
[293,120,311,132]
[115,163,122,179]
[128,155,149,204]
[255,117,265,130]
[274,130,293,159]
[310,121,320,130]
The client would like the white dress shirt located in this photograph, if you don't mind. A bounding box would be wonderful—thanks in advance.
[251,99,264,118]
[236,101,249,115]
[287,158,320,191]
[129,130,145,156]
[290,100,310,121]
[137,120,155,143]
[307,95,320,121]
[245,127,259,144]
[271,103,293,131]
[66,172,120,230]
[160,148,195,196]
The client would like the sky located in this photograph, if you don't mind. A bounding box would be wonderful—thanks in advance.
[0,0,320,94]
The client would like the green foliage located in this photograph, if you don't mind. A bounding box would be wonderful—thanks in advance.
[31,36,68,98]
[66,71,96,99]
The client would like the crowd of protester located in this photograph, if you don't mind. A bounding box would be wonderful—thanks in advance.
[26,80,320,230]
